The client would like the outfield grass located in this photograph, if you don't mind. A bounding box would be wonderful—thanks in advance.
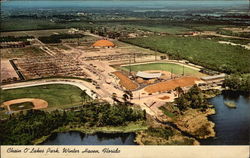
[122,35,250,73]
[122,62,204,77]
[0,84,91,110]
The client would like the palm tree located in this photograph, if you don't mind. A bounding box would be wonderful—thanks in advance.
[175,87,184,97]
[112,93,118,104]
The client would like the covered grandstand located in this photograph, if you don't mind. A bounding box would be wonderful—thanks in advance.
[136,71,162,79]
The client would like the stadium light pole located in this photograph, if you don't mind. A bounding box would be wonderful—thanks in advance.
[182,64,184,76]
[155,50,157,61]
[134,52,136,63]
[129,57,132,75]
[171,68,173,79]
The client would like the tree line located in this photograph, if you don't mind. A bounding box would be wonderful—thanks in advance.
[174,85,208,111]
[0,102,145,145]
[38,33,84,44]
[223,74,250,93]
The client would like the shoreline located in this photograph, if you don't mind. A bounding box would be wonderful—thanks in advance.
[32,121,148,145]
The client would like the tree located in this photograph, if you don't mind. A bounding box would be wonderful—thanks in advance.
[175,85,208,111]
[175,87,184,97]
[112,93,121,104]
[80,90,87,104]
[122,91,133,106]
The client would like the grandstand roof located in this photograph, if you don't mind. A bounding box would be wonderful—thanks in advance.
[201,74,226,81]
[136,71,162,79]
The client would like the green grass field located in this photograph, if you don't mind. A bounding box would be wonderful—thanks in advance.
[122,35,250,73]
[1,18,93,32]
[1,46,47,59]
[122,62,204,77]
[0,84,91,110]
[130,24,192,34]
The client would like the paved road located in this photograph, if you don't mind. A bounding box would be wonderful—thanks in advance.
[1,78,158,115]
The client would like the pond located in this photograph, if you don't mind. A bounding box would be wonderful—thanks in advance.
[42,132,137,145]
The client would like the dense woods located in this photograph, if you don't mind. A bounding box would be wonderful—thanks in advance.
[223,74,250,92]
[121,36,250,73]
[0,102,145,145]
[175,85,208,111]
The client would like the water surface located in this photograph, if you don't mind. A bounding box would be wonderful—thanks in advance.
[200,91,250,145]
[2,1,248,9]
[42,132,137,145]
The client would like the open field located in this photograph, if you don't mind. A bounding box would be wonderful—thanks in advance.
[1,18,92,32]
[0,29,70,37]
[128,24,193,34]
[122,62,204,77]
[144,76,200,94]
[1,46,47,59]
[0,84,91,110]
[121,35,250,73]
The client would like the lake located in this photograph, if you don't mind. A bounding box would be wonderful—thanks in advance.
[42,91,249,145]
[42,132,137,145]
[200,91,250,145]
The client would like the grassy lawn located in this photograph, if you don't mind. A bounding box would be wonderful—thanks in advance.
[1,18,92,32]
[9,102,34,111]
[159,106,176,118]
[131,24,193,34]
[0,84,91,110]
[121,35,250,73]
[1,46,47,59]
[122,62,204,77]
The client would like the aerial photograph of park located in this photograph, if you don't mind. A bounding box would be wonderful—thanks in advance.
[0,0,249,146]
